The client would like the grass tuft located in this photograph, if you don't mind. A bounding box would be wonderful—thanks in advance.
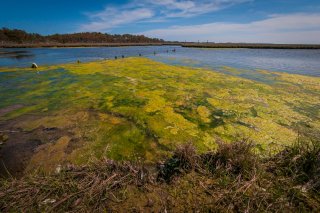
[1,136,320,212]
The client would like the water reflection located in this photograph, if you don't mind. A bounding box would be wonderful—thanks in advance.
[153,47,320,77]
[0,50,34,60]
[0,46,319,77]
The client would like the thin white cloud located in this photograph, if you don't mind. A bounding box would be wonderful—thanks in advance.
[80,0,251,31]
[80,8,154,31]
[141,13,320,44]
[148,0,251,18]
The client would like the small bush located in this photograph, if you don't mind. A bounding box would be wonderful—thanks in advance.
[270,132,320,190]
[158,143,198,182]
[201,139,259,179]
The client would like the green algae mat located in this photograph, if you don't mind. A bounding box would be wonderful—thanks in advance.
[0,58,319,173]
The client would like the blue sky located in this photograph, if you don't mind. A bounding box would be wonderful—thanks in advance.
[1,0,320,43]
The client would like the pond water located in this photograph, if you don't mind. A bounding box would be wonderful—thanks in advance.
[0,46,320,76]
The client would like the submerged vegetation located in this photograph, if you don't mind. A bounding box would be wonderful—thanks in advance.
[0,57,319,176]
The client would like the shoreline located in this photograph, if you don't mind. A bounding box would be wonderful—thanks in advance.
[0,42,320,49]
[0,43,179,48]
[1,42,320,49]
[182,43,320,49]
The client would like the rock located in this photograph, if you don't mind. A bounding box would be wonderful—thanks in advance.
[31,63,38,68]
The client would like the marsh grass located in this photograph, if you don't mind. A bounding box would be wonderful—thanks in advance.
[1,135,319,212]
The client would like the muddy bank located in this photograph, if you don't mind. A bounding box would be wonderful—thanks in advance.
[0,104,24,117]
[0,108,165,177]
[0,115,72,177]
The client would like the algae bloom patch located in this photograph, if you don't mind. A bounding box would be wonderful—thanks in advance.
[0,57,319,173]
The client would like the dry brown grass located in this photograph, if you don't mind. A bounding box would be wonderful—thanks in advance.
[1,135,319,212]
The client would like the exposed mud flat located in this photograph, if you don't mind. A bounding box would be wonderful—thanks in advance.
[0,108,165,176]
[0,114,72,177]
[0,104,24,117]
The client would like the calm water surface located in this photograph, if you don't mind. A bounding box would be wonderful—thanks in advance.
[0,46,319,77]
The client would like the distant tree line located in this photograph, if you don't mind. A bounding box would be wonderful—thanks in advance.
[0,28,164,44]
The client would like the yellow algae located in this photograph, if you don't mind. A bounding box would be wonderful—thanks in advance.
[162,106,198,136]
[276,72,320,91]
[202,133,217,150]
[1,57,320,171]
[144,96,167,113]
[197,106,211,123]
[221,66,242,74]
[63,61,108,74]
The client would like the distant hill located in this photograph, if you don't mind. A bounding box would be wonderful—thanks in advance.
[0,28,164,44]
